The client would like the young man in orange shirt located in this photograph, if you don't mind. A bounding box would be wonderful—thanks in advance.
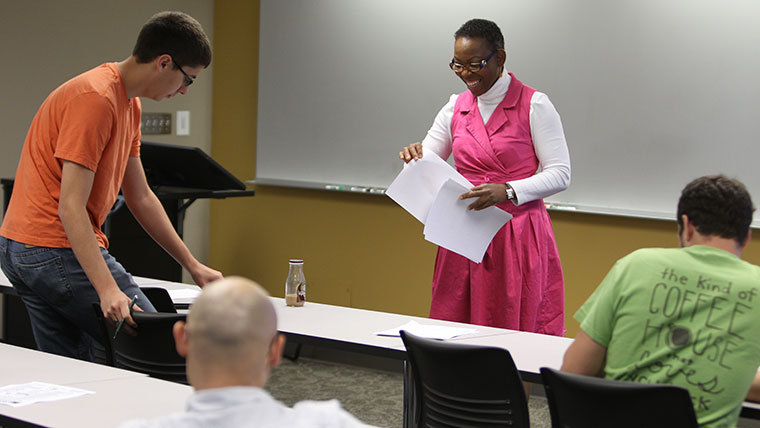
[0,11,222,360]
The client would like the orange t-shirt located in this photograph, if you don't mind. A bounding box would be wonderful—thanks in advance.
[0,63,141,249]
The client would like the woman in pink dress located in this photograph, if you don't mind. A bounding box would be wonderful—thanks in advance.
[399,19,570,336]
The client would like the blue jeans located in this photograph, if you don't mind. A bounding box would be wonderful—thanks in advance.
[0,236,155,361]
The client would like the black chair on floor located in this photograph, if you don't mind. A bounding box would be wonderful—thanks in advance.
[91,288,174,364]
[93,304,187,383]
[540,367,699,428]
[400,330,530,428]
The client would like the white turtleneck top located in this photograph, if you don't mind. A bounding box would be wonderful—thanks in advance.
[421,72,571,205]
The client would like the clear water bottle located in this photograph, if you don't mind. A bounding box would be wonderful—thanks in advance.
[285,259,306,306]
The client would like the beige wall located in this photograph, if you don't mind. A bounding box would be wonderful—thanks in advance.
[210,1,760,337]
[0,1,214,282]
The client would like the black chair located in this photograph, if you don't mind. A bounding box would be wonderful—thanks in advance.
[140,287,177,313]
[540,367,699,428]
[400,330,530,428]
[91,288,174,364]
[93,305,187,383]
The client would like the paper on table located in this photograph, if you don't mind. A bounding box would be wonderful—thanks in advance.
[423,179,512,263]
[133,276,164,286]
[385,147,472,223]
[167,288,201,302]
[374,320,477,340]
[0,382,94,407]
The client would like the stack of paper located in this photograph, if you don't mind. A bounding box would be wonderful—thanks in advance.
[386,148,512,263]
[167,288,201,305]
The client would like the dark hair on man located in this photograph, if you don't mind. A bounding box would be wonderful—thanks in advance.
[677,175,755,246]
[132,11,212,69]
[454,18,505,52]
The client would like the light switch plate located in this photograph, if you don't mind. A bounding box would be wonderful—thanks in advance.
[176,111,190,136]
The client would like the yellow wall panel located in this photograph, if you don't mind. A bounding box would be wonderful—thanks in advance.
[211,0,760,337]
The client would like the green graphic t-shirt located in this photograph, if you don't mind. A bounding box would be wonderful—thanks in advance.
[576,245,760,428]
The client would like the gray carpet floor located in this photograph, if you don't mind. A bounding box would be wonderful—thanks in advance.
[266,355,551,428]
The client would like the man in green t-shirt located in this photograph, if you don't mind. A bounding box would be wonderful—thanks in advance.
[562,175,760,428]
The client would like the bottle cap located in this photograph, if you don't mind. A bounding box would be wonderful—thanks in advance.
[289,259,304,264]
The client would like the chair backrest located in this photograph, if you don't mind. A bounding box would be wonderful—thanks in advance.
[400,330,530,428]
[140,287,177,313]
[540,367,699,428]
[105,310,187,383]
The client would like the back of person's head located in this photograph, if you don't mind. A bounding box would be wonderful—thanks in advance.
[677,175,754,246]
[182,277,279,379]
[454,18,505,52]
[132,11,212,69]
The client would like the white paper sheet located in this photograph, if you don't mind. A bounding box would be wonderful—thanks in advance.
[374,320,477,340]
[0,382,94,407]
[385,148,472,223]
[423,179,512,263]
[133,276,164,286]
[167,288,201,303]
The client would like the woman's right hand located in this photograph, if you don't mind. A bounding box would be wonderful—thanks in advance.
[399,142,423,163]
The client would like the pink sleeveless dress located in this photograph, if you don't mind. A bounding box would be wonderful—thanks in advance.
[429,73,565,336]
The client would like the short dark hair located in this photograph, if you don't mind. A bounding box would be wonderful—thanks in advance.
[454,19,505,52]
[677,175,754,245]
[132,11,212,69]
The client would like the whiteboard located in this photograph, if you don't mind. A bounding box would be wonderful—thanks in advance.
[256,0,760,222]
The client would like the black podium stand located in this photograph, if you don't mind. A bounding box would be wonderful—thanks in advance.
[105,141,255,282]
[1,141,254,348]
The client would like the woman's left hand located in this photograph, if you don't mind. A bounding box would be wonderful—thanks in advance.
[459,184,509,211]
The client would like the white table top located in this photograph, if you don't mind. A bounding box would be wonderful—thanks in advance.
[2,271,167,290]
[0,376,191,428]
[0,342,190,427]
[453,331,573,381]
[0,269,9,288]
[271,297,519,358]
[0,272,201,299]
[1,271,557,373]
[0,342,144,386]
[133,276,201,306]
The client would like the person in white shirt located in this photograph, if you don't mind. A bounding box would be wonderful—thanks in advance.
[119,276,373,428]
[399,18,570,335]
